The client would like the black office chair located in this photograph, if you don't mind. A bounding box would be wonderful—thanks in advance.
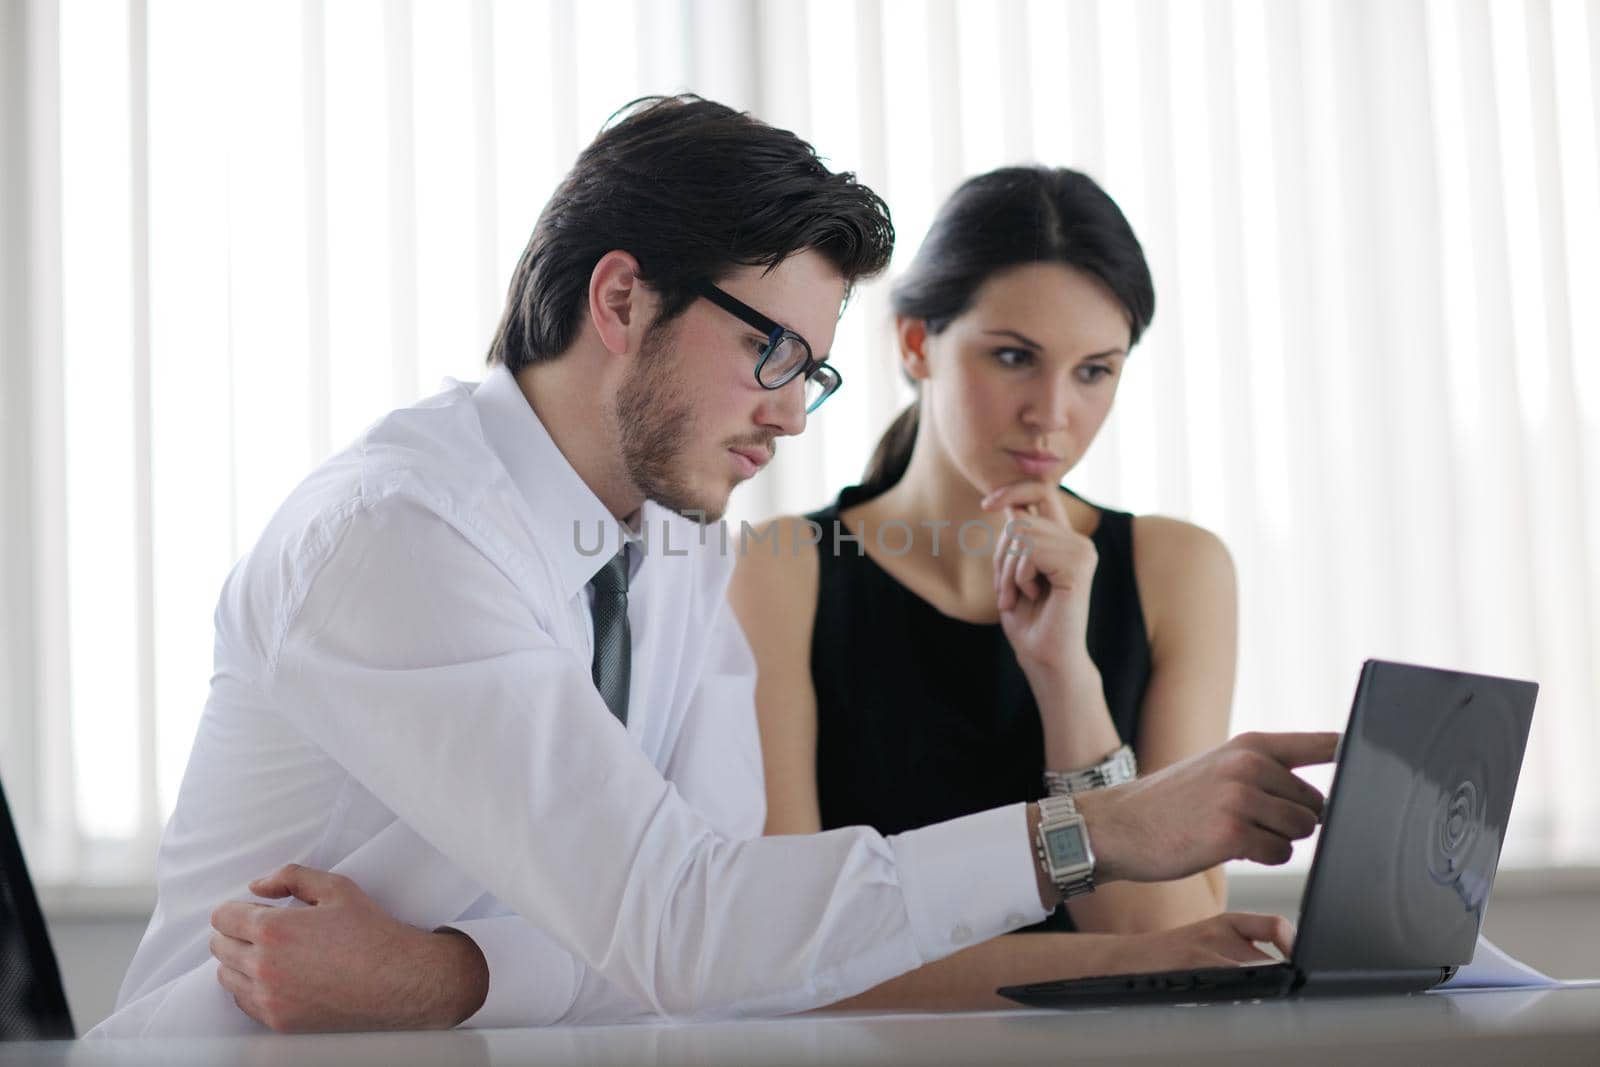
[0,778,74,1039]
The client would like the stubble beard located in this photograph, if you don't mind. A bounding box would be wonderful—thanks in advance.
[615,322,729,523]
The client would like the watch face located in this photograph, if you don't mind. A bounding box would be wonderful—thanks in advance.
[1045,823,1089,868]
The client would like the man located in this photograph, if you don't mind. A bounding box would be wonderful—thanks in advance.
[92,96,1334,1036]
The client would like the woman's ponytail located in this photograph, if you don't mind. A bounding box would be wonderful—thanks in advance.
[859,402,920,497]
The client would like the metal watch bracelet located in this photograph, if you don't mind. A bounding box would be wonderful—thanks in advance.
[1043,743,1138,796]
[1034,794,1096,899]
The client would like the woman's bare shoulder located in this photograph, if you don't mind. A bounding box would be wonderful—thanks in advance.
[1130,515,1236,638]
[1132,514,1232,569]
[727,515,823,629]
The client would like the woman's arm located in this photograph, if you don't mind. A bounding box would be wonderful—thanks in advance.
[726,517,825,836]
[1065,516,1237,933]
[729,515,1267,1011]
[821,910,1291,1012]
[980,487,1235,934]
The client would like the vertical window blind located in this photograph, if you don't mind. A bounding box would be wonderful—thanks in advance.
[3,0,1596,887]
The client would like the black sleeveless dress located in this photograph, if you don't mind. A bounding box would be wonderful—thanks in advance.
[806,484,1153,933]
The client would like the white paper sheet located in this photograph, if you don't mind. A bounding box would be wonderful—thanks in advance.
[1433,935,1600,992]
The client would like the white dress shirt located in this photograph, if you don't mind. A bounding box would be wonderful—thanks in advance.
[90,366,1047,1037]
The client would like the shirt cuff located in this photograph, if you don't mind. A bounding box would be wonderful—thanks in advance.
[444,917,583,1029]
[886,801,1050,965]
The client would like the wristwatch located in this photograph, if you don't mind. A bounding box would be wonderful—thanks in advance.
[1034,793,1097,900]
[1043,743,1138,796]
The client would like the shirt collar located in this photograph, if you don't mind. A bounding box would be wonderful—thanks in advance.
[472,363,635,600]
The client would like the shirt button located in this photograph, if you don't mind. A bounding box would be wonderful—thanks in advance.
[950,924,973,945]
[1005,912,1026,927]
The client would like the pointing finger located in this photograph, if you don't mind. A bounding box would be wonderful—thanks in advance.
[1236,731,1341,771]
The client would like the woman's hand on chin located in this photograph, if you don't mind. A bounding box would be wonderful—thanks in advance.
[982,480,1097,679]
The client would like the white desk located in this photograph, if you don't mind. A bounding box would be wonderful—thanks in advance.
[8,988,1598,1066]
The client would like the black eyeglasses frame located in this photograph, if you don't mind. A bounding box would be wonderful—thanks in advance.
[695,282,842,414]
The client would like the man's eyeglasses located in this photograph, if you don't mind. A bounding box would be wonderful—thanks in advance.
[696,282,842,414]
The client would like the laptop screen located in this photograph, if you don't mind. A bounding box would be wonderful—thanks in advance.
[1290,661,1537,974]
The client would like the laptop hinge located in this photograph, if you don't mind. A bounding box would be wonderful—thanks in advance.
[1296,968,1455,996]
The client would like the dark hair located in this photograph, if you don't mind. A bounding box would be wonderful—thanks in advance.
[488,95,895,371]
[861,166,1155,496]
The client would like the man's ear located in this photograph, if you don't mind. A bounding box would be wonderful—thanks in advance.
[588,251,652,356]
[896,317,933,381]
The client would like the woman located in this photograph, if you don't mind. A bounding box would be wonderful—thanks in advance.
[729,167,1284,1009]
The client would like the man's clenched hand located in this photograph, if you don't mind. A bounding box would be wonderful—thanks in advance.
[210,864,489,1033]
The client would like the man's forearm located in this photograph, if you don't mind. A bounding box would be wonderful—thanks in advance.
[1028,790,1214,933]
[1069,786,1137,884]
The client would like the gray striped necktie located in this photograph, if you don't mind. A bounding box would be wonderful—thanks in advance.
[588,549,631,724]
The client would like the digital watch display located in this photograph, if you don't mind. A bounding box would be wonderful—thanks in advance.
[1035,794,1096,899]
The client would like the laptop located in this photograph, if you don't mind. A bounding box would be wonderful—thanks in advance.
[998,659,1538,1007]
